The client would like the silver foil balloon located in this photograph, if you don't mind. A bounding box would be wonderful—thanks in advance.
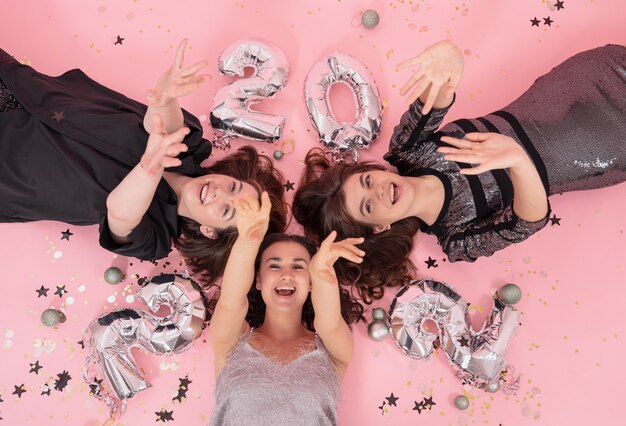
[210,40,289,148]
[83,273,208,419]
[389,280,520,393]
[304,52,382,163]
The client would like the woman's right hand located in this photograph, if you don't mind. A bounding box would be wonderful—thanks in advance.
[396,40,464,114]
[140,113,190,177]
[309,231,364,287]
[146,39,210,108]
[235,191,271,245]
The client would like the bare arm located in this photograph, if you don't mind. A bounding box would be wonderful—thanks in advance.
[105,113,189,242]
[143,39,210,134]
[309,232,364,375]
[208,192,271,375]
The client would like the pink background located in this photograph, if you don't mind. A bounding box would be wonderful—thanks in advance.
[1,1,625,425]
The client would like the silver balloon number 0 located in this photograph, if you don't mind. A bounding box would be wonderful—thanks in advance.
[210,40,290,149]
[83,274,208,419]
[305,52,383,163]
[389,280,521,394]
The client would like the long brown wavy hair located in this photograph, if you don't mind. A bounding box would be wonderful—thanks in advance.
[293,148,421,304]
[246,233,364,329]
[175,146,288,288]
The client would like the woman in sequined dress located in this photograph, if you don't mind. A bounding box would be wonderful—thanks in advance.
[293,40,626,303]
[208,192,363,425]
[0,41,288,286]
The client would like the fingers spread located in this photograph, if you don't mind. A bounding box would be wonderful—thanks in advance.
[175,39,188,68]
[396,54,424,71]
[181,61,208,77]
[463,132,491,142]
[440,136,474,148]
[400,71,425,96]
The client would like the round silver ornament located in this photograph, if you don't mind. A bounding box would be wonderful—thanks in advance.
[454,395,469,410]
[104,267,124,285]
[485,381,501,393]
[368,320,389,342]
[372,307,386,321]
[41,308,66,327]
[272,150,284,160]
[498,283,522,305]
[361,9,380,29]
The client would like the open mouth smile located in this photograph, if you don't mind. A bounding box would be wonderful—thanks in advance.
[390,183,399,205]
[274,286,296,296]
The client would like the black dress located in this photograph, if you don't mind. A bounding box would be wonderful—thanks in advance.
[0,49,213,260]
[384,45,626,262]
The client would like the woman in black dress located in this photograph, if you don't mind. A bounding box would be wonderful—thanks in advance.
[0,40,288,287]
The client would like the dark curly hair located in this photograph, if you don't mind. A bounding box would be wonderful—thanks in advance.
[244,233,364,330]
[292,148,421,304]
[175,146,289,288]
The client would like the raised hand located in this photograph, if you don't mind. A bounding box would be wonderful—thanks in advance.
[309,231,365,287]
[146,39,210,108]
[396,40,464,114]
[438,133,530,175]
[235,191,271,245]
[140,113,189,177]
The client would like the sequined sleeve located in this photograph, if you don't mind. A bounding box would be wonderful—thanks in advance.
[383,96,454,174]
[441,204,551,262]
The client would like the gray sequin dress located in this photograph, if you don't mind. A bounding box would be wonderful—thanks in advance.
[384,44,626,262]
[210,329,341,426]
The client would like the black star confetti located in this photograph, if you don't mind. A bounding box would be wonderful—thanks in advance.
[36,285,49,298]
[115,35,125,45]
[54,370,71,391]
[61,228,73,240]
[172,387,187,403]
[283,180,295,192]
[530,17,540,27]
[54,285,67,298]
[543,16,553,26]
[77,340,85,349]
[378,401,386,414]
[29,361,43,375]
[425,257,438,269]
[385,393,399,406]
[51,111,65,122]
[423,396,437,410]
[41,386,51,396]
[458,335,470,347]
[155,409,175,422]
[549,214,561,226]
[178,376,192,390]
[0,394,3,402]
[12,385,26,398]
[554,0,564,11]
[89,379,103,396]
[412,400,424,414]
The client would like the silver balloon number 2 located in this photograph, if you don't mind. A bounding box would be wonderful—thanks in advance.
[305,52,383,163]
[210,40,290,149]
[83,274,208,419]
[389,280,521,394]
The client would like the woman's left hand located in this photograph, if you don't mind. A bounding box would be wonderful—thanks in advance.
[438,133,530,174]
[146,39,210,108]
[309,231,364,286]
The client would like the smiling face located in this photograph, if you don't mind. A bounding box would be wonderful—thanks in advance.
[255,241,312,312]
[342,170,416,231]
[179,174,259,237]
